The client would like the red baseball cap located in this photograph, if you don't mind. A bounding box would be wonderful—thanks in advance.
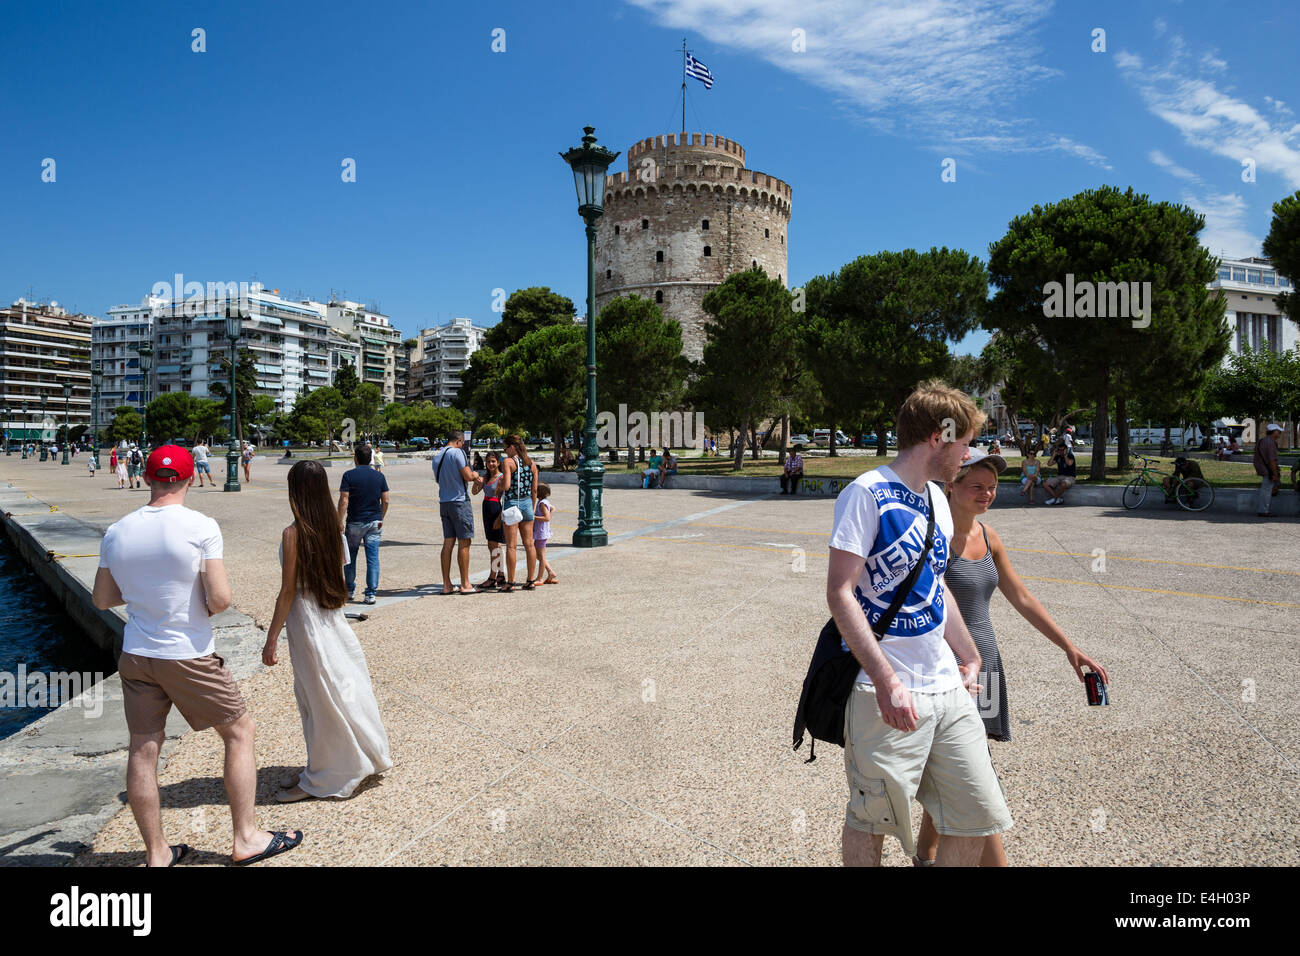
[145,445,195,483]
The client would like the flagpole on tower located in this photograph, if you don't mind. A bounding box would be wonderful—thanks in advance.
[681,37,687,134]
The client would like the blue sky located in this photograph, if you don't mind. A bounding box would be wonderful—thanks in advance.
[3,0,1297,355]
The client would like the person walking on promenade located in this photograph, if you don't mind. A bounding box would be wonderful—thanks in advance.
[92,445,303,866]
[372,445,385,472]
[241,441,255,484]
[478,451,506,590]
[128,444,145,489]
[1255,423,1283,517]
[262,460,393,803]
[432,429,482,595]
[337,443,389,605]
[111,446,125,489]
[192,439,214,487]
[499,434,538,592]
[827,381,1012,867]
[1041,442,1076,505]
[531,482,558,585]
[911,448,1110,867]
[87,449,97,479]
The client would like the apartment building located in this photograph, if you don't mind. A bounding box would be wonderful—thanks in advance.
[417,317,487,407]
[320,300,400,403]
[92,296,160,430]
[0,299,92,441]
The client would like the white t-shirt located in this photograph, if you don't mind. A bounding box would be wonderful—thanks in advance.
[829,465,959,693]
[192,444,210,464]
[99,505,224,659]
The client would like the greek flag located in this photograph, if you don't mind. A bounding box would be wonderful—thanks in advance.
[686,53,713,89]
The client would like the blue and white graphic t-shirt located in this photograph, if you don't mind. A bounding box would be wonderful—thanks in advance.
[829,465,960,693]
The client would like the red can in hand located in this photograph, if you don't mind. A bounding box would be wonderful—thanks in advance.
[1084,671,1109,706]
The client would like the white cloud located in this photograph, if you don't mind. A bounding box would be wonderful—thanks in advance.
[1116,38,1300,190]
[1183,191,1263,259]
[1149,149,1201,182]
[1265,95,1294,117]
[623,0,1110,167]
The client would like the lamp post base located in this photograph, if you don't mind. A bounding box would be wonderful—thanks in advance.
[224,447,242,492]
[572,458,608,548]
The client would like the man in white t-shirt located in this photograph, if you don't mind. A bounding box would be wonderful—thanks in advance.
[191,440,213,487]
[93,445,302,867]
[827,382,1012,867]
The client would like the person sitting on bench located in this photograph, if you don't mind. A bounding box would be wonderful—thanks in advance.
[780,447,805,495]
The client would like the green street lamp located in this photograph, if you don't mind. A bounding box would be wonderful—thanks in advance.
[40,394,48,461]
[21,400,28,458]
[61,382,71,465]
[223,306,243,492]
[136,343,153,450]
[560,125,619,548]
[91,362,103,470]
[4,405,9,455]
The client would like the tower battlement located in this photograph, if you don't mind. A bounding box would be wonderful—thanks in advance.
[627,132,747,169]
[594,131,791,362]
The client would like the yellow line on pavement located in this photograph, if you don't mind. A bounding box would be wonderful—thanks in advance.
[1018,575,1300,608]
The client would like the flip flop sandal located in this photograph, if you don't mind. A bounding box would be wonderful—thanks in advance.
[499,582,515,593]
[232,830,304,866]
[520,582,535,591]
[457,587,480,595]
[154,844,192,867]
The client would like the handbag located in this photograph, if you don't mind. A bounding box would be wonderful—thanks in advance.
[793,483,937,762]
[501,505,524,526]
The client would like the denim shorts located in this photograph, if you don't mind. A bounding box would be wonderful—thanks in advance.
[503,496,534,522]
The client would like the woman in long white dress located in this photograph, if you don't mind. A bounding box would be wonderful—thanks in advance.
[262,459,393,801]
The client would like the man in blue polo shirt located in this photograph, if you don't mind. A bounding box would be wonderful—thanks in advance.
[337,443,389,605]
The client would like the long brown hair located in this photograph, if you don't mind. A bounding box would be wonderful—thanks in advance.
[505,434,533,467]
[286,460,348,610]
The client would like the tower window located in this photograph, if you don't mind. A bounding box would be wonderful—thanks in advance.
[703,246,711,257]
[765,228,770,238]
[614,225,620,235]
[780,234,784,244]
[642,219,649,230]
[606,269,612,279]
[655,291,663,304]
[701,219,710,230]
[656,251,664,263]
[752,260,757,268]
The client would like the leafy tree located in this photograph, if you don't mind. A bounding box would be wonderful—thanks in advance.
[803,249,987,457]
[1263,189,1300,325]
[595,294,688,413]
[484,287,577,353]
[210,348,258,441]
[496,324,585,458]
[987,186,1228,476]
[1205,345,1300,444]
[108,405,142,444]
[475,421,502,442]
[191,398,223,441]
[459,346,507,428]
[332,361,360,399]
[346,382,384,442]
[287,386,345,444]
[146,392,197,443]
[690,269,799,470]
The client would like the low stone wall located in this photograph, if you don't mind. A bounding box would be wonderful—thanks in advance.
[540,470,1297,513]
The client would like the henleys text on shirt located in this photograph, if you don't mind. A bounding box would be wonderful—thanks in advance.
[868,482,928,511]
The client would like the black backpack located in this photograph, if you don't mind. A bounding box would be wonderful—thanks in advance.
[793,484,937,762]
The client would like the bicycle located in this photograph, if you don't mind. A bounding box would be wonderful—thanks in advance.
[1122,454,1215,512]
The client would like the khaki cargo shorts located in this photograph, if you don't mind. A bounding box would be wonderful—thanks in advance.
[119,652,247,735]
[844,683,1012,856]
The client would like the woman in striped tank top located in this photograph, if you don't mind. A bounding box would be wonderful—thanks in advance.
[499,434,539,592]
[913,449,1109,867]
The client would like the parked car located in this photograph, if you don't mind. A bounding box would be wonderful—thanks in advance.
[409,436,430,449]
[789,433,810,446]
[378,441,397,452]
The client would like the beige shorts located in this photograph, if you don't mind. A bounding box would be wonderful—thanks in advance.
[119,652,247,735]
[844,683,1012,856]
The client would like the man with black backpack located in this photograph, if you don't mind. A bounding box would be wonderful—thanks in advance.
[128,444,145,489]
[821,382,1012,866]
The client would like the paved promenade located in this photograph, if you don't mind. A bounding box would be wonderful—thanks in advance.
[1,451,1297,866]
